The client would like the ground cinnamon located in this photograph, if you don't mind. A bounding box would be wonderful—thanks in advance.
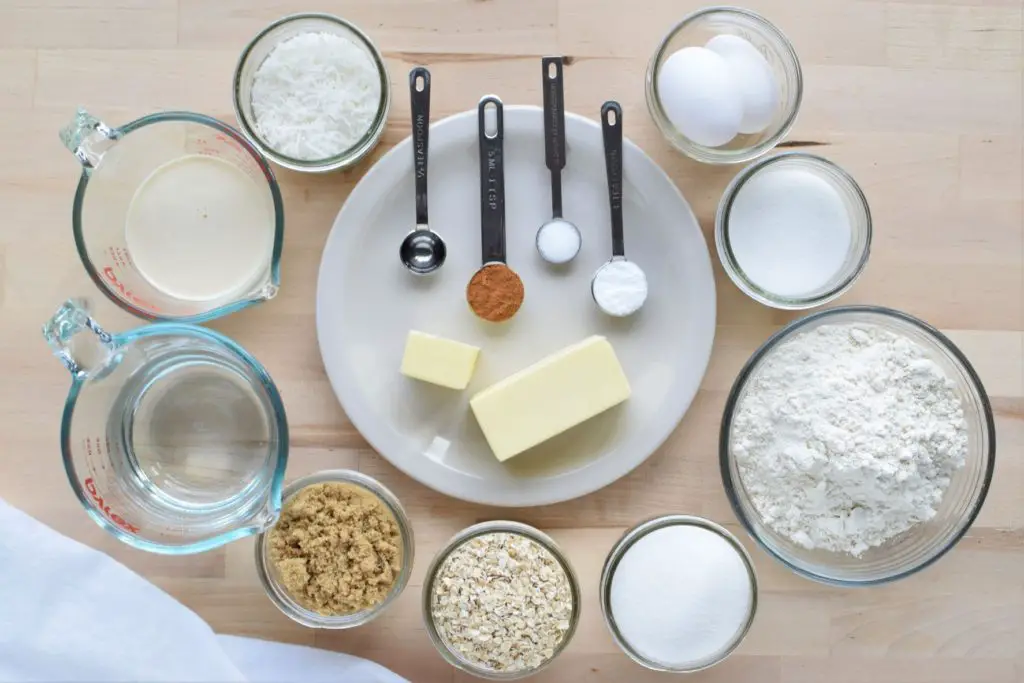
[466,263,524,322]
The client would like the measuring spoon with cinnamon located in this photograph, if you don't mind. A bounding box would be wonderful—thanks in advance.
[466,96,524,322]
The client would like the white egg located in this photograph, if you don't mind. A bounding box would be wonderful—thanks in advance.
[705,34,779,135]
[656,47,742,148]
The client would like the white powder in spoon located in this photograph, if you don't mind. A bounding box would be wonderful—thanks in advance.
[593,260,648,316]
[609,524,754,669]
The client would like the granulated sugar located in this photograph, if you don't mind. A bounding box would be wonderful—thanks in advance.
[609,524,754,669]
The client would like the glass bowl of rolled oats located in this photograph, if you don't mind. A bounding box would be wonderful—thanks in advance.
[422,521,582,679]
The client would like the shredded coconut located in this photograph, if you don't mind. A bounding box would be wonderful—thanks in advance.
[732,323,968,556]
[250,31,382,161]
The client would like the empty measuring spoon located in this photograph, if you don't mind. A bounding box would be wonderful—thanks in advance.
[535,56,581,265]
[592,102,648,317]
[399,67,447,275]
[466,96,524,322]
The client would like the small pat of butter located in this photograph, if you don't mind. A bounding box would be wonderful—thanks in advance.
[470,336,631,461]
[401,331,481,390]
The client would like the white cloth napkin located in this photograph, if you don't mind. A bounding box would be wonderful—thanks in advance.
[0,498,408,683]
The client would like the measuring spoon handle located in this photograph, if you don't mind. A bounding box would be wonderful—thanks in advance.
[478,96,506,264]
[542,56,566,218]
[602,101,625,258]
[410,67,431,228]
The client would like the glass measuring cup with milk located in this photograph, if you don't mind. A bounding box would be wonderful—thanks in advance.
[44,300,289,554]
[60,109,284,322]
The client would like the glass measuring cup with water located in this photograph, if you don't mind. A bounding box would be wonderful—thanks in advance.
[44,300,289,554]
[60,109,285,323]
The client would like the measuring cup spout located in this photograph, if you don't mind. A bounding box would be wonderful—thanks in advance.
[59,108,119,169]
[43,299,117,379]
[247,498,283,534]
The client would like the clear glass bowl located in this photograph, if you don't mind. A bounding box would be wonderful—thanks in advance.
[716,152,872,309]
[646,6,802,164]
[254,470,414,628]
[421,521,582,680]
[720,306,996,586]
[232,13,391,173]
[599,515,758,672]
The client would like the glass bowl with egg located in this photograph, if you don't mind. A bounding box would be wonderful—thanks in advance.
[720,306,995,586]
[647,6,802,164]
[233,13,391,172]
[254,470,414,628]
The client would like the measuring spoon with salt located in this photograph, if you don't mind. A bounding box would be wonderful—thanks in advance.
[399,67,447,275]
[592,102,648,317]
[535,56,581,265]
[466,96,524,322]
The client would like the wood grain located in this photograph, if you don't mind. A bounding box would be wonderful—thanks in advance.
[1,1,1021,682]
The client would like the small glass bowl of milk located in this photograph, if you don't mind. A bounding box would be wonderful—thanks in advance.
[716,152,872,309]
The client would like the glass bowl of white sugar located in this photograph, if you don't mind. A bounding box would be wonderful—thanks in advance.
[716,152,872,309]
[720,306,995,586]
[599,515,758,672]
[232,13,390,172]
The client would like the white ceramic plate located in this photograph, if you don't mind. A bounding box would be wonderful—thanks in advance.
[317,105,715,506]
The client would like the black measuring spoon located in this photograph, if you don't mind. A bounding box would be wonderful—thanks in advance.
[399,67,447,275]
[466,96,524,322]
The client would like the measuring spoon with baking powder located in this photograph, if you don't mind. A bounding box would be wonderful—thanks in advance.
[592,102,648,317]
[535,56,581,265]
[399,67,447,275]
[466,96,524,322]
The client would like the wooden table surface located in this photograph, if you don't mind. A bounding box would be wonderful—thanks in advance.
[3,0,1022,681]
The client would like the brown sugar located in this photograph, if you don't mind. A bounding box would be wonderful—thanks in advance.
[466,263,524,322]
[268,482,403,616]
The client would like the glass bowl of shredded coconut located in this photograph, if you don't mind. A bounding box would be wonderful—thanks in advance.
[721,306,995,586]
[233,13,390,172]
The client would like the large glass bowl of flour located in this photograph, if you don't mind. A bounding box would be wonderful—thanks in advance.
[720,306,995,585]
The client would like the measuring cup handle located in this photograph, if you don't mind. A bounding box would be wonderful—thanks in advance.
[43,299,116,379]
[59,108,118,169]
[410,68,431,228]
[542,56,566,218]
[601,101,625,258]
[478,96,506,264]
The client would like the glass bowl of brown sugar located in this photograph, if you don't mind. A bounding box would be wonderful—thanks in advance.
[255,469,414,628]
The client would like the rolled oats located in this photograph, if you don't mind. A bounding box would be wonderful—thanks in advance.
[430,532,575,673]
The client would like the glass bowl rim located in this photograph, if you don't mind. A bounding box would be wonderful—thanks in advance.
[231,12,392,173]
[718,305,997,586]
[714,151,873,309]
[254,469,415,628]
[420,520,582,680]
[646,5,804,165]
[598,514,759,672]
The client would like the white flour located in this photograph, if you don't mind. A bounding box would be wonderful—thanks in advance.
[732,323,968,556]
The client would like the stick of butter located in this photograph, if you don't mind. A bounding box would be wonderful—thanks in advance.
[401,331,481,390]
[470,336,631,461]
